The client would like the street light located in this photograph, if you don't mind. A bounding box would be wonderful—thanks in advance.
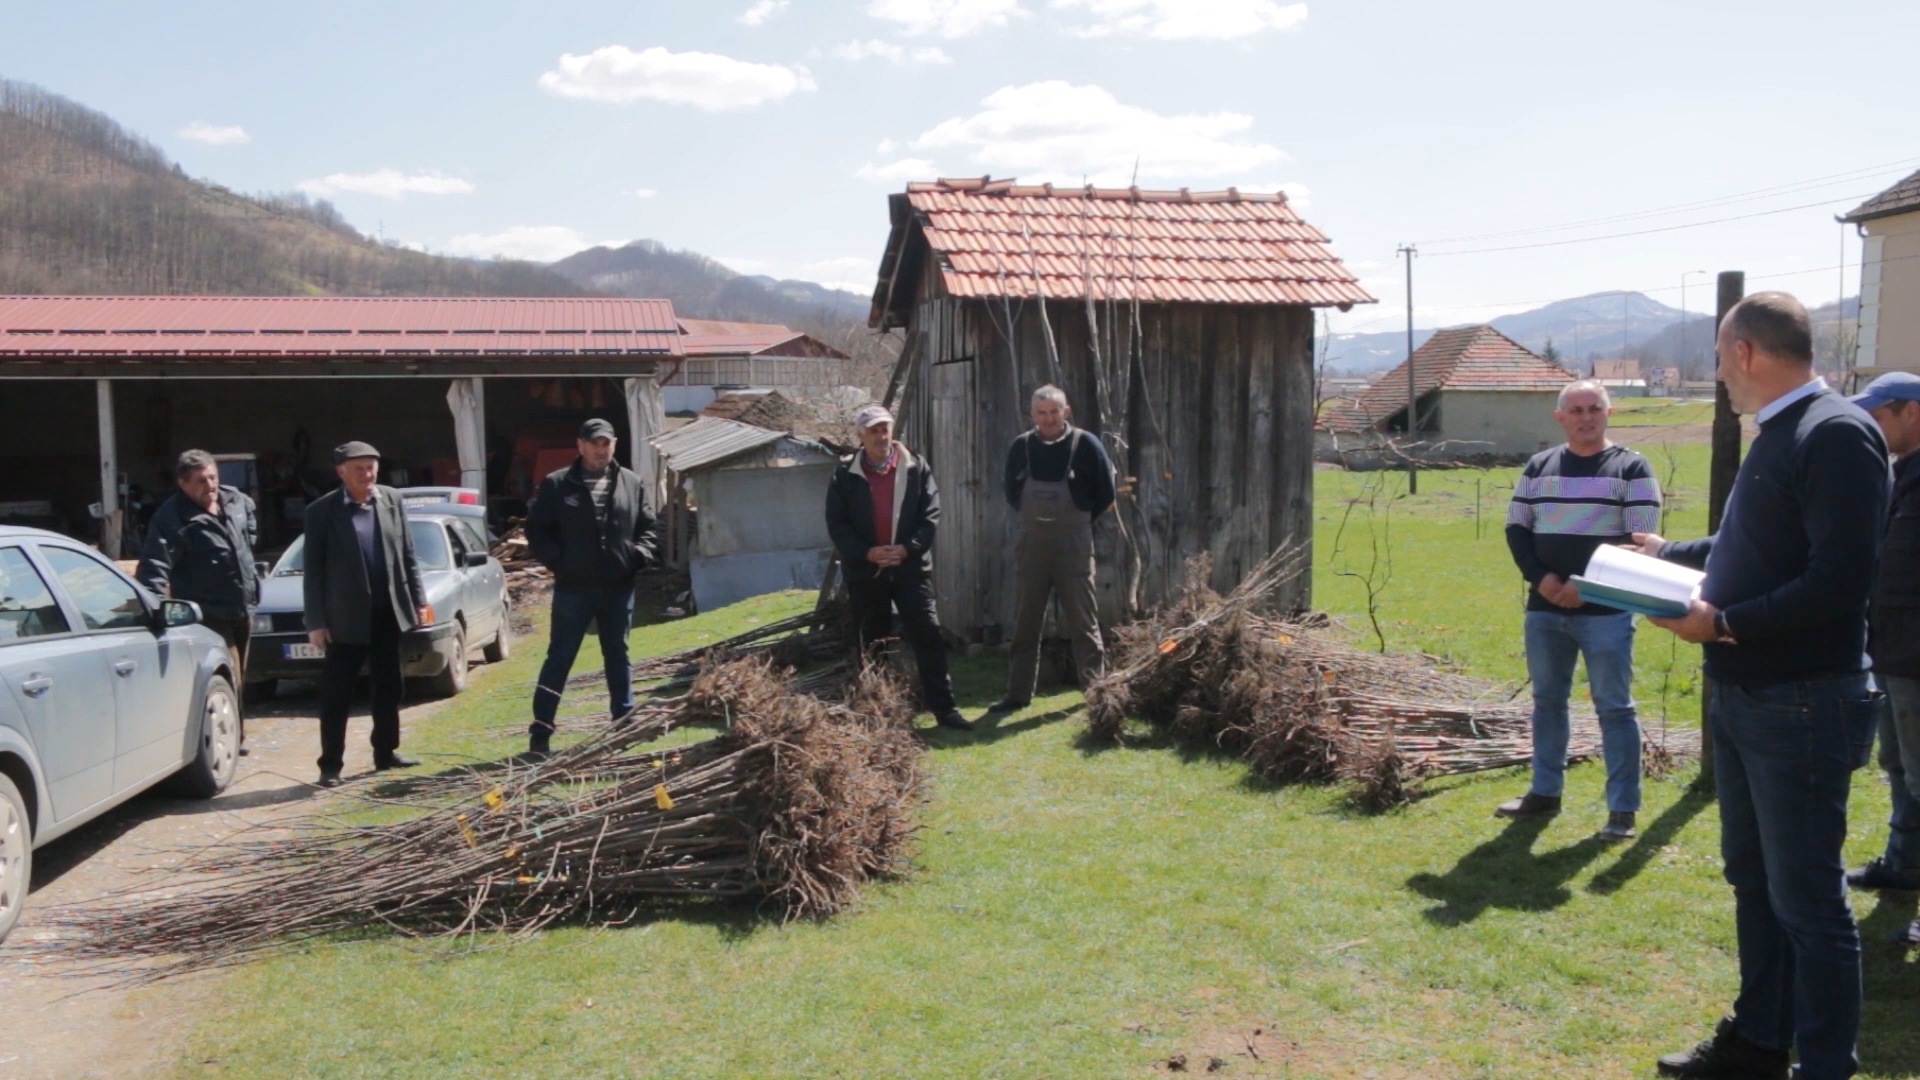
[1681,270,1709,398]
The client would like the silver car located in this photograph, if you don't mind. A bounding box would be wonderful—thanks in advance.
[246,511,510,698]
[0,526,240,943]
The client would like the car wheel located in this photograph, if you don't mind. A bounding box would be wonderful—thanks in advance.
[482,619,511,663]
[169,675,241,799]
[429,626,469,697]
[0,772,32,945]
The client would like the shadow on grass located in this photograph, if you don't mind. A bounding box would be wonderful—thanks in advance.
[1406,814,1613,926]
[1586,784,1714,896]
[1859,889,1920,1076]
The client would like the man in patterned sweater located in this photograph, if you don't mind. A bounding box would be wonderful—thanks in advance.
[1502,379,1662,840]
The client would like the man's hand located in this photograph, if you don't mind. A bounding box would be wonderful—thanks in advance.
[1649,599,1721,643]
[866,546,902,567]
[1537,573,1583,609]
[308,628,330,650]
[884,544,910,565]
[1626,532,1666,557]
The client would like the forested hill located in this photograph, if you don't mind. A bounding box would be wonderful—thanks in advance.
[0,79,584,297]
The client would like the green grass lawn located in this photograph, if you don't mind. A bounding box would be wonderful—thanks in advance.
[162,453,1920,1078]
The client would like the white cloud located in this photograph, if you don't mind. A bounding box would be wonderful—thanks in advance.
[295,169,475,199]
[867,81,1285,186]
[444,226,617,262]
[627,187,658,198]
[1052,0,1307,39]
[866,0,1025,37]
[537,46,815,110]
[736,0,790,25]
[856,157,940,183]
[177,121,250,146]
[834,39,954,63]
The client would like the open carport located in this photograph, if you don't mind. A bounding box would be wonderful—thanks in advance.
[0,296,682,555]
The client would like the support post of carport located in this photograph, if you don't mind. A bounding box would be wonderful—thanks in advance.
[623,375,666,511]
[445,377,488,504]
[96,378,121,557]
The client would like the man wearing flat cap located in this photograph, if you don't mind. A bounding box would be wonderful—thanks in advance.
[524,417,658,758]
[824,404,970,731]
[1845,371,1920,948]
[303,441,431,786]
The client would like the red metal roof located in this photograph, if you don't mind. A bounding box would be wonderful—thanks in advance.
[0,296,682,358]
[675,318,850,359]
[871,177,1374,327]
[1317,325,1571,431]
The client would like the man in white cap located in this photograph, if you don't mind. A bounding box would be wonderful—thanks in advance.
[1845,371,1920,947]
[824,404,970,730]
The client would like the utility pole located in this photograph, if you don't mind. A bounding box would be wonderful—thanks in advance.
[1398,244,1418,494]
[1698,269,1746,791]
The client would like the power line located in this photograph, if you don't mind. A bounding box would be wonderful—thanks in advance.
[1419,193,1876,257]
[1412,154,1920,247]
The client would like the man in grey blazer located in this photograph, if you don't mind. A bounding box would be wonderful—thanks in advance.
[303,441,431,786]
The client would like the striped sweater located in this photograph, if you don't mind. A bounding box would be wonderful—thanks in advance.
[1505,444,1662,614]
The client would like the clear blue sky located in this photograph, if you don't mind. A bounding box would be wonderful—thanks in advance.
[5,0,1912,334]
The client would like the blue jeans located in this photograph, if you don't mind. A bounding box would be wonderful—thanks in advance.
[1713,673,1879,1080]
[1878,675,1920,872]
[1523,610,1640,811]
[531,587,636,733]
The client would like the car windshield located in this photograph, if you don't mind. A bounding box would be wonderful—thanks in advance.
[272,520,451,575]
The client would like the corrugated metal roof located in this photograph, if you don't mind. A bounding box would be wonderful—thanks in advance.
[676,318,850,359]
[0,296,682,358]
[1317,325,1572,432]
[871,177,1374,327]
[1842,168,1920,224]
[652,416,788,471]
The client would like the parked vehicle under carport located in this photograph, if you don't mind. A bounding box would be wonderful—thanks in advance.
[246,511,509,700]
[0,526,240,943]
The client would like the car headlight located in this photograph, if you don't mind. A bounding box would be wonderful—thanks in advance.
[251,613,274,634]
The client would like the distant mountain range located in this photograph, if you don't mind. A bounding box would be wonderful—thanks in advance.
[1328,291,1858,379]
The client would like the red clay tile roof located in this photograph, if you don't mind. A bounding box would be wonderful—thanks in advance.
[0,296,681,358]
[1316,324,1571,432]
[870,177,1373,328]
[1842,168,1920,224]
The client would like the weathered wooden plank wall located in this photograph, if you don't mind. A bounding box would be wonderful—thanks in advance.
[898,283,1315,638]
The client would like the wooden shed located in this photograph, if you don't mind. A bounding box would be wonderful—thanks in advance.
[868,177,1374,638]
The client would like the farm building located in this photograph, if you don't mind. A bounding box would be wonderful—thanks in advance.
[651,416,838,612]
[661,319,856,413]
[1316,324,1572,465]
[1843,168,1920,377]
[868,177,1373,638]
[0,296,679,554]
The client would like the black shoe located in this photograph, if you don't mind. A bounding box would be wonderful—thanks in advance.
[1845,855,1920,891]
[527,729,552,761]
[1893,918,1920,949]
[1494,792,1561,818]
[317,769,342,788]
[1598,810,1637,841]
[934,709,975,731]
[373,752,419,771]
[1656,1017,1789,1079]
[985,697,1029,714]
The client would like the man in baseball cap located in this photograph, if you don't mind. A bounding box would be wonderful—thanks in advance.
[1846,369,1920,949]
[824,403,970,730]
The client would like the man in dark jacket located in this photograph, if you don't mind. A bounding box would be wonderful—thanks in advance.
[303,441,431,786]
[990,384,1116,714]
[1634,294,1888,1080]
[1844,371,1920,947]
[824,404,969,731]
[524,418,657,757]
[137,448,261,742]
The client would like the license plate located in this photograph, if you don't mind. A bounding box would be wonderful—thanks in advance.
[283,643,324,660]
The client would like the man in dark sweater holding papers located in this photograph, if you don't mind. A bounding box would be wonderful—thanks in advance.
[1502,379,1662,840]
[1632,293,1888,1080]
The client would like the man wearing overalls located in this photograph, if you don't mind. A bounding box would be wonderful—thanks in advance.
[990,384,1118,714]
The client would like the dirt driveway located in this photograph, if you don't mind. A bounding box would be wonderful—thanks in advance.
[0,680,462,1080]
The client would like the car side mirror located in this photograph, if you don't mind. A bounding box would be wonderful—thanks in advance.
[462,551,490,568]
[159,599,202,628]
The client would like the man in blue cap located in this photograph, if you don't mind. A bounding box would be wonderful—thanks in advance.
[1846,370,1920,948]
